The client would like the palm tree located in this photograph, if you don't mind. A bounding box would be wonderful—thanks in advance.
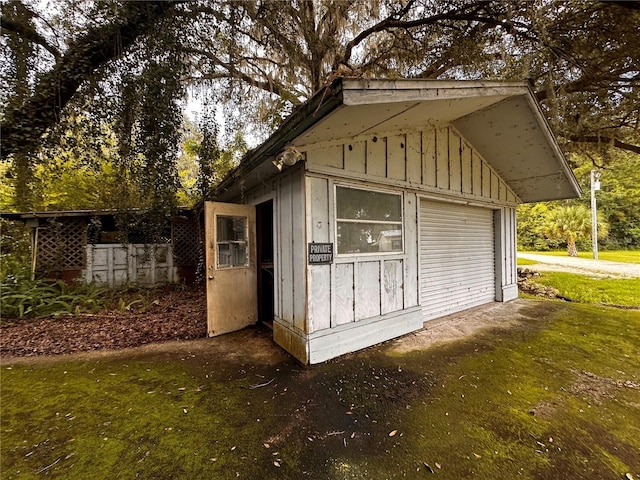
[543,205,609,257]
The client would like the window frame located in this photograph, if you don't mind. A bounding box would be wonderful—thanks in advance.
[334,184,405,257]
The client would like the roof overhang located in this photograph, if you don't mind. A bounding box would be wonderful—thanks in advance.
[0,207,194,224]
[215,79,580,203]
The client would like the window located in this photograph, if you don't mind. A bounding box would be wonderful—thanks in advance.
[336,186,403,255]
[216,215,248,268]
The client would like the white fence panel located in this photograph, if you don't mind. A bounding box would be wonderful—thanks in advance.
[85,244,177,287]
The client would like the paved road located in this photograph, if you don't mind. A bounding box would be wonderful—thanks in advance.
[517,253,640,278]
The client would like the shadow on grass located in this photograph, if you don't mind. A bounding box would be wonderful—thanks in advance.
[2,301,639,479]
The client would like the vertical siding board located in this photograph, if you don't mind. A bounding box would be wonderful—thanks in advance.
[461,141,473,194]
[449,129,462,193]
[308,177,330,243]
[355,261,381,320]
[472,150,482,196]
[388,134,407,181]
[382,259,404,314]
[307,176,331,333]
[508,207,517,285]
[367,136,387,177]
[272,179,281,321]
[291,169,307,332]
[309,265,331,332]
[507,208,513,285]
[403,193,419,308]
[491,172,500,201]
[406,131,422,185]
[422,129,437,187]
[436,128,449,189]
[306,144,344,169]
[279,174,294,325]
[499,179,508,202]
[344,140,366,174]
[493,208,505,300]
[482,161,491,198]
[333,263,355,326]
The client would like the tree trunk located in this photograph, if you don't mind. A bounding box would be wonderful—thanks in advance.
[567,238,578,257]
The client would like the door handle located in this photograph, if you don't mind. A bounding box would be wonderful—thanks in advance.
[208,275,214,280]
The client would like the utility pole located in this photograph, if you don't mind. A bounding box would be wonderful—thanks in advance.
[590,170,601,260]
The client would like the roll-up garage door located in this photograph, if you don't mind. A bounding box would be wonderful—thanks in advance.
[420,200,496,321]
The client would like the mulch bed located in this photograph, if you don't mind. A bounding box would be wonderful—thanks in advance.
[0,286,207,358]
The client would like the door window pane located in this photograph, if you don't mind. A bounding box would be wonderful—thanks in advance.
[216,215,248,268]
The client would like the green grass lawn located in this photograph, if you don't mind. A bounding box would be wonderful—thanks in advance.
[2,301,640,479]
[519,250,640,264]
[517,258,538,266]
[534,272,640,306]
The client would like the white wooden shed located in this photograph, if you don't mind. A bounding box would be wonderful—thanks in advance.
[205,78,580,364]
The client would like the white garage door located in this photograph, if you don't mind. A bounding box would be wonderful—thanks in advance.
[420,200,496,321]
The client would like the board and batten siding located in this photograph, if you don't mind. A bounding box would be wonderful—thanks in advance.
[238,167,309,359]
[304,126,519,205]
[495,206,519,301]
[306,176,419,334]
[302,124,519,334]
[238,125,518,363]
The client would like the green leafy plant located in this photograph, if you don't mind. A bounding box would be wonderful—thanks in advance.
[1,272,109,321]
[543,205,609,257]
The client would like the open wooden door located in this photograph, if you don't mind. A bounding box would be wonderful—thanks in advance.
[204,202,257,336]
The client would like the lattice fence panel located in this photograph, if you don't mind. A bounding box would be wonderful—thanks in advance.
[37,218,87,272]
[172,219,201,267]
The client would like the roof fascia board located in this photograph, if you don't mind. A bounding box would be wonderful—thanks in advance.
[341,79,529,105]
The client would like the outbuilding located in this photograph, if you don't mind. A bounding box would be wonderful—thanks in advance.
[205,78,581,364]
[1,209,200,286]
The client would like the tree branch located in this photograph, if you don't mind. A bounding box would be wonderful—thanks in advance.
[568,135,640,155]
[0,15,60,60]
[1,1,177,161]
[186,47,289,99]
[339,1,496,66]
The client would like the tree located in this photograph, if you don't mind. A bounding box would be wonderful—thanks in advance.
[2,0,639,215]
[182,0,640,155]
[543,205,609,257]
[1,1,178,160]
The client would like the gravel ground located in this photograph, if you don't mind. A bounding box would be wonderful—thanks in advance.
[517,253,640,278]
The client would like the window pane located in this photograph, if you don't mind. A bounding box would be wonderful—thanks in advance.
[216,215,248,267]
[217,243,232,267]
[337,222,403,254]
[336,187,402,222]
[217,216,247,241]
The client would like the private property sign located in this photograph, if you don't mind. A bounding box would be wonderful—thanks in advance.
[308,243,333,265]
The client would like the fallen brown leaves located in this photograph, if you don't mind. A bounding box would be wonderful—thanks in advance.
[0,286,207,357]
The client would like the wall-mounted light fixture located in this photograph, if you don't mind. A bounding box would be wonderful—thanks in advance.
[273,146,304,171]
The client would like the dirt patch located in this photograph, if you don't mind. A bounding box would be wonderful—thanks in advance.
[0,286,207,359]
[529,400,559,420]
[390,299,548,354]
[520,263,621,278]
[569,370,640,405]
[2,284,558,364]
